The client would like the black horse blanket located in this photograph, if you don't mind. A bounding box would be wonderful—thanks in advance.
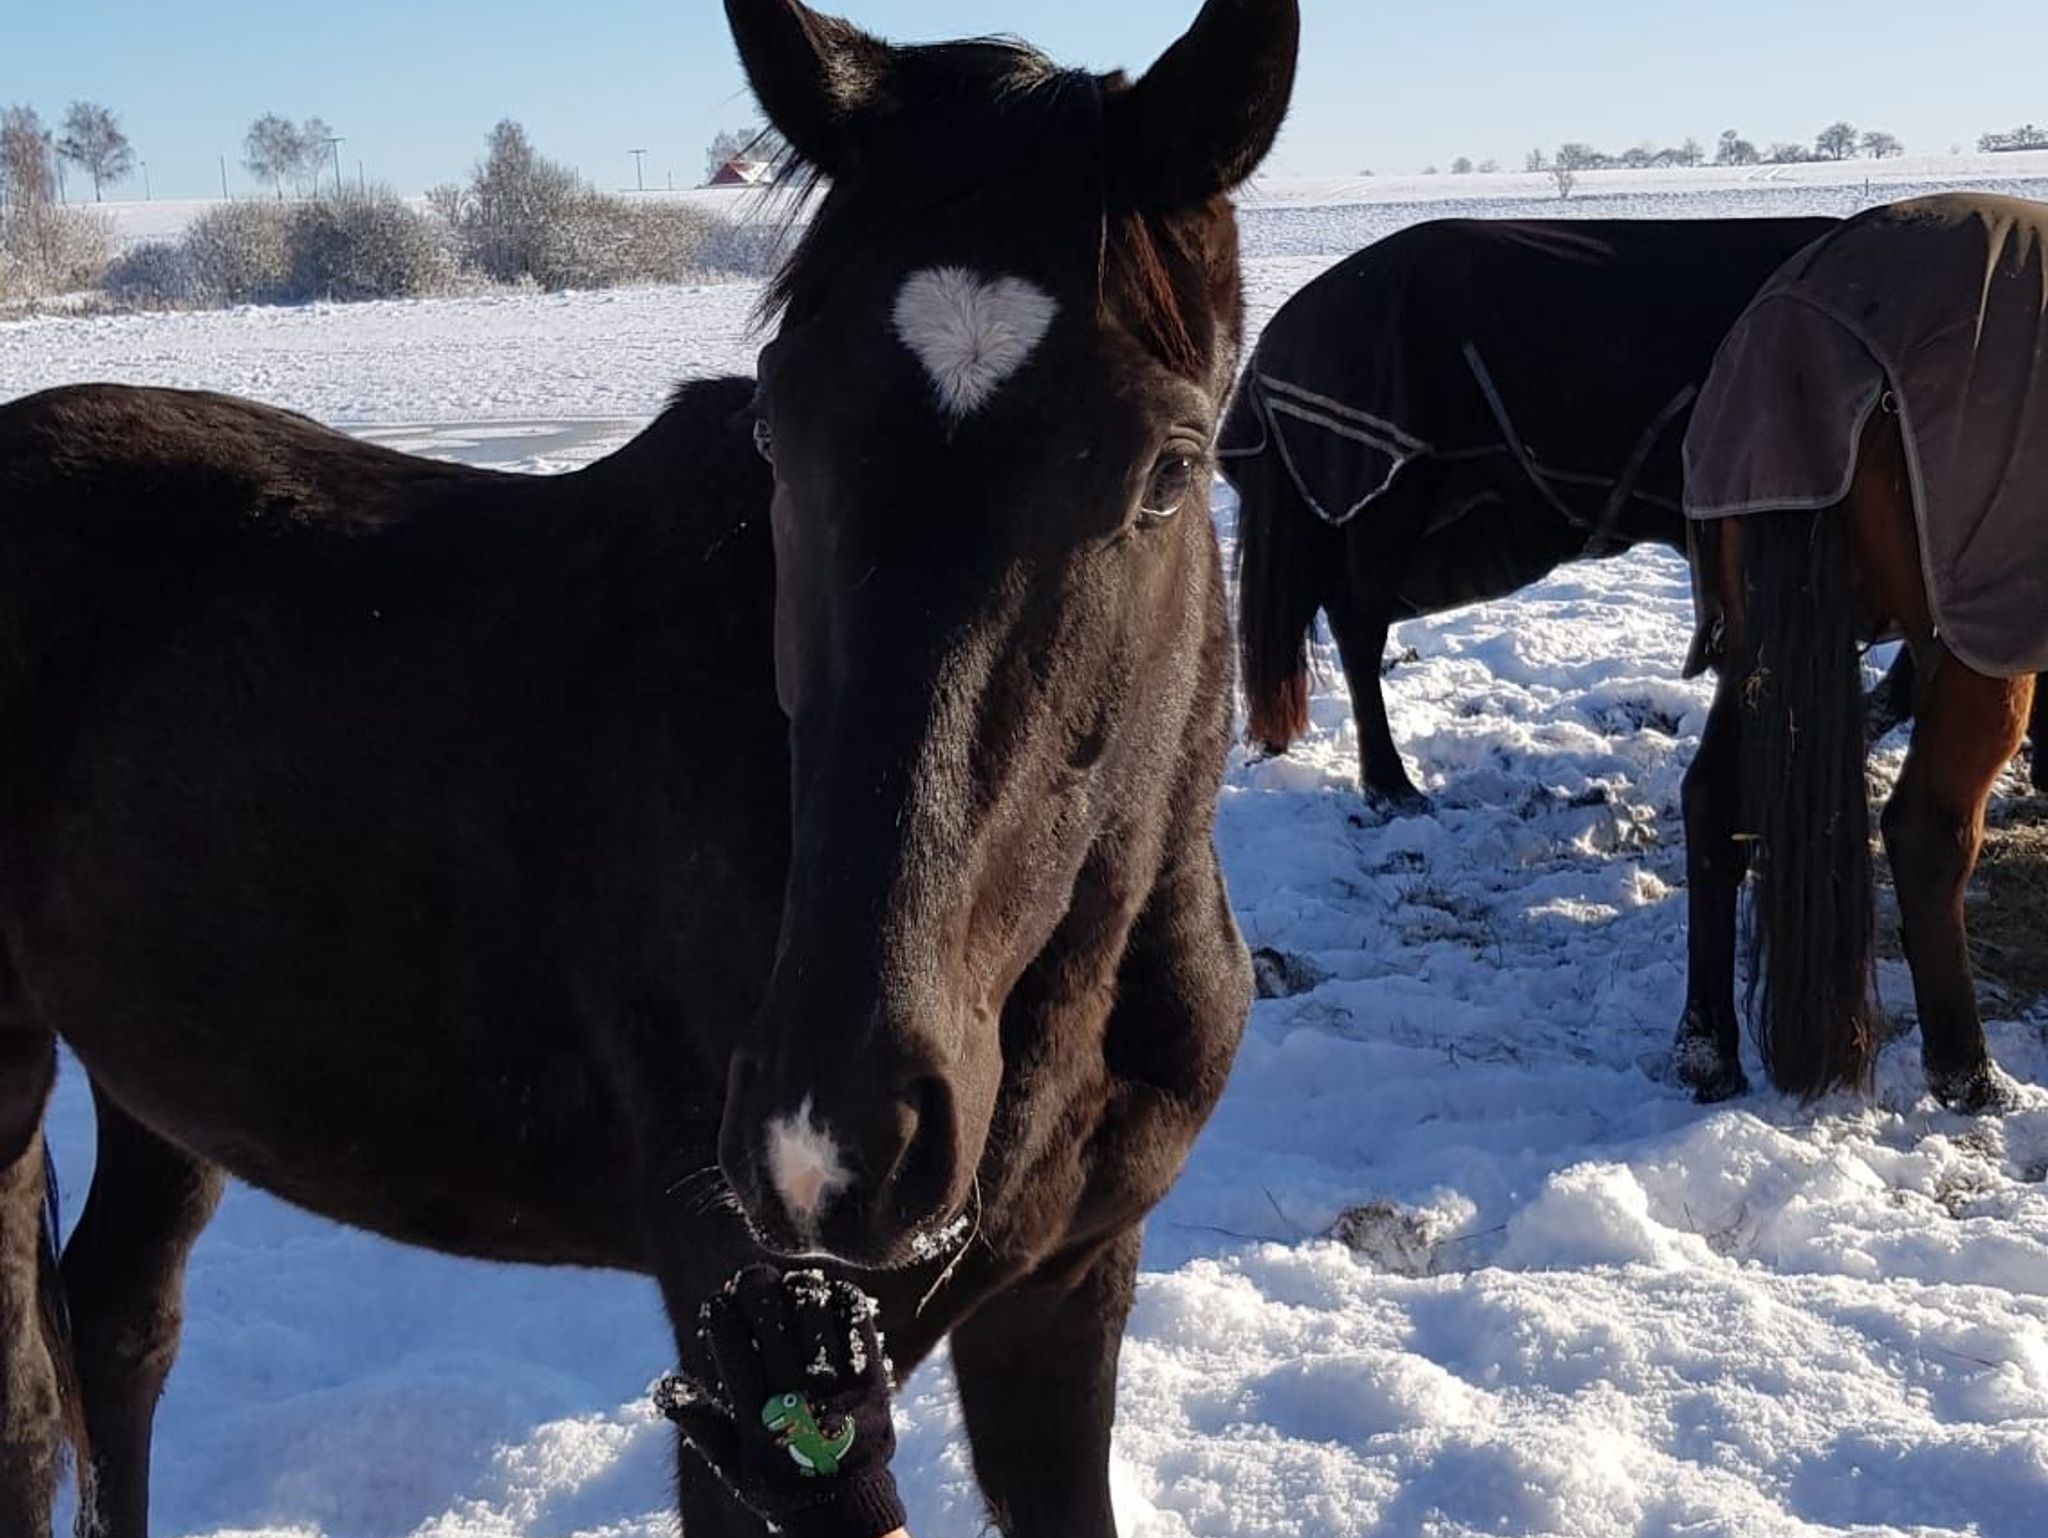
[1686,194,2048,679]
[1221,217,1837,540]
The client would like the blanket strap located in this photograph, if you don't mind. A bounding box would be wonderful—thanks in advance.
[1593,384,1698,557]
[1463,343,1698,559]
[1462,343,1585,533]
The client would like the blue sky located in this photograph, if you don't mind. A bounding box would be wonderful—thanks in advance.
[6,2,2045,200]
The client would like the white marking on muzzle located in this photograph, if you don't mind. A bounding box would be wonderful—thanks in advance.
[891,267,1057,420]
[765,1095,851,1228]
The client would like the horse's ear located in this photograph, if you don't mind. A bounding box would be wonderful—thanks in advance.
[1108,0,1300,210]
[724,0,893,176]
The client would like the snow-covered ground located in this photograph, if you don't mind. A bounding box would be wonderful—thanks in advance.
[4,177,2047,1538]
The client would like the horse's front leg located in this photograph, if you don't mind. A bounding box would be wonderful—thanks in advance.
[949,1228,1139,1538]
[951,836,1247,1536]
[1674,671,1750,1102]
[649,1193,778,1537]
[0,1026,63,1538]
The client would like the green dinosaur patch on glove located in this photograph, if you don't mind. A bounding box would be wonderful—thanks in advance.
[762,1390,857,1477]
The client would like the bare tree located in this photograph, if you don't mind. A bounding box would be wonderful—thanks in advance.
[1860,129,1903,159]
[1524,147,1548,172]
[56,101,134,201]
[456,118,587,282]
[1815,121,1858,160]
[244,114,300,199]
[1715,129,1759,166]
[424,182,466,227]
[1678,136,1704,168]
[0,106,55,208]
[297,116,336,197]
[1450,156,1473,175]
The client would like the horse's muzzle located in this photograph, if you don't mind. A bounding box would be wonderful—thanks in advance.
[717,1053,964,1269]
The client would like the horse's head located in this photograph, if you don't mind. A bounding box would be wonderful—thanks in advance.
[717,0,1298,1267]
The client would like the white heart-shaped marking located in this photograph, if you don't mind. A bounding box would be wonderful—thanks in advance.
[892,267,1058,420]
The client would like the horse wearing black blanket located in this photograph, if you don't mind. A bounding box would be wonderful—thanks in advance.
[1226,216,1837,809]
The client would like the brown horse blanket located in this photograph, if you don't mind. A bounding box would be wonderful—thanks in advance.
[1221,217,1836,535]
[1686,193,2048,678]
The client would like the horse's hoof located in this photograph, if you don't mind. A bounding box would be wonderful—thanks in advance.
[1363,785,1433,818]
[1251,946,1327,1000]
[1929,1063,2019,1115]
[1690,1066,1750,1105]
[1673,1023,1748,1103]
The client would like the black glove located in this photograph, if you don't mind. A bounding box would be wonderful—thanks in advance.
[657,1265,906,1538]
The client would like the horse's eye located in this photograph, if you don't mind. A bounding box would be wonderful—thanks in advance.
[1141,454,1198,519]
[752,415,775,465]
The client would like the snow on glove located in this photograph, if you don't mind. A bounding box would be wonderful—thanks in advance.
[656,1264,905,1538]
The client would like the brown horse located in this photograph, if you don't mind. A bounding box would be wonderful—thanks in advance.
[0,2,1300,1534]
[1675,194,2046,1110]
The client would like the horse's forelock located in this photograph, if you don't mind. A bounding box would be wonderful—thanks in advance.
[756,49,1232,388]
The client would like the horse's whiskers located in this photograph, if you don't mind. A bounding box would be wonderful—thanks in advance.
[667,1165,747,1220]
[917,1174,984,1317]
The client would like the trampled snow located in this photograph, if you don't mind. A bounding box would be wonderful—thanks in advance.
[3,174,2046,1538]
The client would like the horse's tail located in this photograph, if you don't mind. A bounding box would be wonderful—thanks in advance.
[38,1149,92,1509]
[1228,387,1341,754]
[1738,508,1876,1098]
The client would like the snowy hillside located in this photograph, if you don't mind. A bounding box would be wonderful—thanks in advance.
[2,176,2046,1538]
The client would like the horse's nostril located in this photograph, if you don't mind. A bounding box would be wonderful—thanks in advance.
[890,1075,956,1219]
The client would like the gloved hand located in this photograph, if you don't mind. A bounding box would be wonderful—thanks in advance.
[656,1265,906,1538]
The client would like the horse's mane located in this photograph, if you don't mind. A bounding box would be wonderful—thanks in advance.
[758,38,1211,378]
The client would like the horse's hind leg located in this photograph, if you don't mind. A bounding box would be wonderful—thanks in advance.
[1882,667,2035,1111]
[1673,672,1750,1102]
[58,1083,222,1538]
[1325,593,1427,813]
[0,1022,65,1537]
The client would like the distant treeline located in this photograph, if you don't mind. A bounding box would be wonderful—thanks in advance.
[1980,125,2048,153]
[2,120,780,313]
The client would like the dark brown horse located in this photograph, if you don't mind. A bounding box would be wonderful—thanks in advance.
[1226,216,1838,810]
[1675,194,2046,1110]
[0,2,1300,1533]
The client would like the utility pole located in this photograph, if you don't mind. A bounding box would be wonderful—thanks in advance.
[629,147,646,193]
[323,136,344,197]
[220,154,229,200]
[358,158,365,193]
[141,160,151,200]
